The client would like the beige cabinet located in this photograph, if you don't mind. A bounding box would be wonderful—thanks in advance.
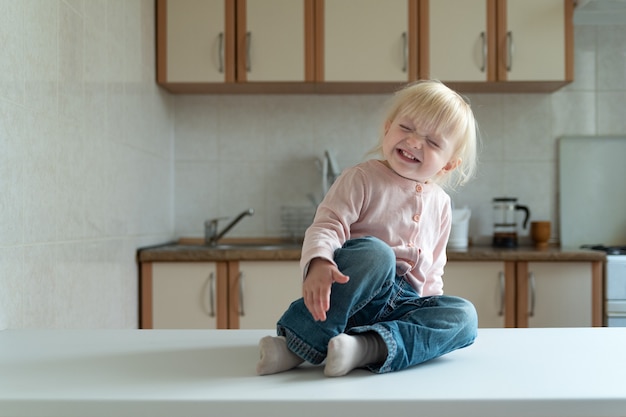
[156,0,315,93]
[423,0,573,91]
[317,0,419,83]
[444,260,602,328]
[517,262,594,328]
[158,0,234,85]
[229,261,302,329]
[148,262,223,329]
[443,261,514,328]
[141,260,301,329]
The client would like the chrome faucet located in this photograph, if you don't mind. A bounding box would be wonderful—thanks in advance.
[205,208,255,246]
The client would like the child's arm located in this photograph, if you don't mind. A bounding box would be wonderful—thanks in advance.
[302,257,350,322]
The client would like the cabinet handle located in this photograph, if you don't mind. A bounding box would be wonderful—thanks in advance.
[245,32,251,72]
[498,271,505,316]
[480,32,486,73]
[207,272,215,317]
[239,272,245,316]
[218,32,224,74]
[402,32,407,73]
[506,31,514,72]
[528,272,536,317]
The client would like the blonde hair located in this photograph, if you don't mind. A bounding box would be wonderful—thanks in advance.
[372,80,479,189]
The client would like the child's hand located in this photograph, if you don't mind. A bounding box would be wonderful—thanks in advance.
[302,257,350,322]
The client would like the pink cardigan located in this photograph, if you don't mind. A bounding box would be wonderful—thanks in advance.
[300,159,452,297]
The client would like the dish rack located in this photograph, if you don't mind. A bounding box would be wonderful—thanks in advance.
[280,205,316,241]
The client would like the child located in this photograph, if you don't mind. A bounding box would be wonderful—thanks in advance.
[257,80,479,377]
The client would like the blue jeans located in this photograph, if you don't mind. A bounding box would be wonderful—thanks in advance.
[277,236,478,374]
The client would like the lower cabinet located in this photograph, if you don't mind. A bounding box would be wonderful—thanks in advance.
[231,261,302,329]
[444,261,603,328]
[443,262,514,328]
[140,261,302,329]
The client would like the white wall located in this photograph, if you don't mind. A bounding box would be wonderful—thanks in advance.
[173,24,626,246]
[0,0,175,329]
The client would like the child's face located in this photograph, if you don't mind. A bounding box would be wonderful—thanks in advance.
[381,115,460,183]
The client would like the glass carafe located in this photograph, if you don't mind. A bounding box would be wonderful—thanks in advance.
[492,197,530,248]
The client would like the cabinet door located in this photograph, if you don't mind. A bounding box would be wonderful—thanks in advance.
[232,261,302,329]
[428,0,493,82]
[443,262,513,328]
[518,262,592,328]
[238,0,310,82]
[499,0,566,81]
[152,262,221,329]
[320,0,414,82]
[159,0,234,83]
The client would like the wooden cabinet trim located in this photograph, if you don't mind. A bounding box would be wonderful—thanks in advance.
[156,0,167,84]
[226,261,240,329]
[314,0,324,81]
[504,261,517,327]
[139,262,154,329]
[515,261,529,328]
[305,0,316,81]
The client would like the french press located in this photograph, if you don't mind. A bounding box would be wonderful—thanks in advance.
[492,197,531,248]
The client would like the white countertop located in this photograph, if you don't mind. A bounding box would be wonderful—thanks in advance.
[1,328,625,417]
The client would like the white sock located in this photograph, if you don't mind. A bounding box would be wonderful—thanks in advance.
[324,332,387,377]
[256,336,304,376]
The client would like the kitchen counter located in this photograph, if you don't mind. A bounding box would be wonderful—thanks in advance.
[138,240,607,262]
[1,328,625,417]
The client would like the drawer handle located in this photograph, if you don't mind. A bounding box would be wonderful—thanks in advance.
[239,272,245,316]
[480,31,486,72]
[402,32,407,73]
[528,272,536,317]
[207,272,215,317]
[498,271,505,316]
[506,31,514,72]
[218,32,224,74]
[246,32,252,72]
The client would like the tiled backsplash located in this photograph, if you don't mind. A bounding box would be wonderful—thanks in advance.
[1,0,625,330]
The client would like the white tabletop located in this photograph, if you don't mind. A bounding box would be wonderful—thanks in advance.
[1,328,625,417]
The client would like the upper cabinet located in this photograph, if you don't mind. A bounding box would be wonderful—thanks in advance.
[157,0,316,93]
[315,0,419,92]
[422,0,574,92]
[157,0,574,94]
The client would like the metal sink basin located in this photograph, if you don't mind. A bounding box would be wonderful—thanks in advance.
[209,243,302,251]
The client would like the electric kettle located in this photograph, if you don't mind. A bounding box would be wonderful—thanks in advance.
[492,197,531,248]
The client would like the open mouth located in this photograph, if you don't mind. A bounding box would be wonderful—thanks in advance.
[398,149,420,163]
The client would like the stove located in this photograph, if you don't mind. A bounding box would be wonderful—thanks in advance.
[582,245,626,327]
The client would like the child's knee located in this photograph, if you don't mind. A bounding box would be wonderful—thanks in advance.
[335,237,396,275]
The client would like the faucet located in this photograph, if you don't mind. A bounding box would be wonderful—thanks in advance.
[205,208,255,246]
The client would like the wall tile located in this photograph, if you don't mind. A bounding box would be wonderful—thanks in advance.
[0,0,175,329]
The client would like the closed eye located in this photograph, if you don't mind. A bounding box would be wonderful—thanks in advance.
[426,137,440,148]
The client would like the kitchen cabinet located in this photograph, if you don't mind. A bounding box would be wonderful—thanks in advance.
[315,0,419,91]
[140,260,301,329]
[444,260,602,328]
[145,262,226,329]
[229,261,302,329]
[443,261,515,328]
[422,0,574,92]
[156,0,316,93]
[517,262,595,328]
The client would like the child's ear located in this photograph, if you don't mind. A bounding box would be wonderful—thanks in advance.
[441,158,462,173]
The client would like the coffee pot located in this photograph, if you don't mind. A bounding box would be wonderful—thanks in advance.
[492,197,531,248]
